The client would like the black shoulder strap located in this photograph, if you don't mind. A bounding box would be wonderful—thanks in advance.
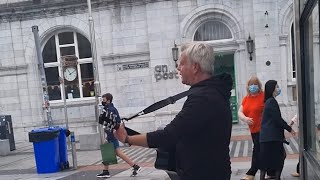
[122,87,202,121]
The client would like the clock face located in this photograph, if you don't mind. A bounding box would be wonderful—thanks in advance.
[63,67,77,81]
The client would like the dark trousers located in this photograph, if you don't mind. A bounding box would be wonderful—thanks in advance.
[247,132,260,176]
[247,132,275,177]
[296,161,300,174]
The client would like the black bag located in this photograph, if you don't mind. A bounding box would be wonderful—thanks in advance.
[154,147,176,172]
[98,114,104,125]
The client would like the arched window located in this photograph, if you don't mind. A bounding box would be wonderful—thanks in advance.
[194,21,232,41]
[42,31,94,101]
[289,23,297,101]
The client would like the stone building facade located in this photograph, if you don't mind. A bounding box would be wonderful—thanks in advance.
[0,0,297,141]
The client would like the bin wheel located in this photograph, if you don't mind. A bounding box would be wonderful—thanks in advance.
[65,161,70,169]
[60,162,64,171]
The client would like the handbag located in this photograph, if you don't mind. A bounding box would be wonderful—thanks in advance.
[100,143,117,165]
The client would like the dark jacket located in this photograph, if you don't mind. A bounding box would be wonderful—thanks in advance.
[103,103,121,140]
[260,97,292,143]
[147,73,233,180]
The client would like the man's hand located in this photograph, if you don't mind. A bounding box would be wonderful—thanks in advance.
[289,120,294,127]
[246,117,254,125]
[290,129,296,136]
[113,123,128,143]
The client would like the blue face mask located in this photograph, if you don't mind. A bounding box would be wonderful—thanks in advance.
[249,84,259,93]
[275,87,281,96]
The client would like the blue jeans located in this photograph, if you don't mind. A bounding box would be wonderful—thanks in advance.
[106,131,119,149]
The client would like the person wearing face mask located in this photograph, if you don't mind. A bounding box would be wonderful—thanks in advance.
[96,93,141,178]
[259,80,296,180]
[238,76,266,180]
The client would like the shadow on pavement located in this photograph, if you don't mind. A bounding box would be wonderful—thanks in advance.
[58,169,124,180]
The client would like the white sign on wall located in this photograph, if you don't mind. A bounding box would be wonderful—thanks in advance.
[116,62,149,71]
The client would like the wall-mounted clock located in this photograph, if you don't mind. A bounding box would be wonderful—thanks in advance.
[63,67,77,81]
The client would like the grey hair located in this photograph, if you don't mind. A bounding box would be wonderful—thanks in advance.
[181,42,214,75]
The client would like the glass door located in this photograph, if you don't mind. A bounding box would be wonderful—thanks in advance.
[296,0,320,179]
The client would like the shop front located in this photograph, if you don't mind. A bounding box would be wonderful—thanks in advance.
[295,0,320,179]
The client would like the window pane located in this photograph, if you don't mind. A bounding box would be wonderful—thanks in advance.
[194,21,232,41]
[58,32,74,45]
[45,67,61,100]
[42,36,57,63]
[80,63,94,97]
[304,2,320,160]
[60,47,75,56]
[65,85,80,99]
[77,33,92,59]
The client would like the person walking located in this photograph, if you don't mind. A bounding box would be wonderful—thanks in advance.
[238,76,264,180]
[259,80,296,180]
[96,93,141,178]
[114,42,233,180]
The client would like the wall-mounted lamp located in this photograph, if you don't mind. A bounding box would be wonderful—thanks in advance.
[246,34,254,61]
[172,42,179,67]
[265,11,269,28]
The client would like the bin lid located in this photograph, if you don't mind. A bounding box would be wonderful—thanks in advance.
[49,126,70,137]
[48,126,68,131]
[28,127,60,143]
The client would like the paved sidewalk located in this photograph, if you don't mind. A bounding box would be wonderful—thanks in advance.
[0,160,300,180]
[0,124,301,179]
[0,142,300,180]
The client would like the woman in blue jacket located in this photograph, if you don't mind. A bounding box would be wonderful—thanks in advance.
[259,80,296,180]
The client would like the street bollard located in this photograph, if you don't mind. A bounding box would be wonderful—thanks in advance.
[70,132,78,169]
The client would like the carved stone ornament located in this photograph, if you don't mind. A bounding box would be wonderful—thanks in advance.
[0,0,165,22]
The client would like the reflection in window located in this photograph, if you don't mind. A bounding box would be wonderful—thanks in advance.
[42,36,57,63]
[65,85,80,99]
[58,32,74,45]
[60,47,75,56]
[45,67,61,100]
[194,21,232,41]
[303,2,320,160]
[42,31,93,101]
[77,33,92,59]
[80,63,94,97]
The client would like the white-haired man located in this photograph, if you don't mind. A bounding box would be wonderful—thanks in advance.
[114,42,233,180]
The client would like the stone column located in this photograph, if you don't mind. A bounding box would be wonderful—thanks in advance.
[279,35,289,104]
[235,41,248,101]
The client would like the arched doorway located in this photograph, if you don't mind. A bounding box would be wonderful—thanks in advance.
[194,20,239,123]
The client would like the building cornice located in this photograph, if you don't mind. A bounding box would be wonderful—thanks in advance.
[0,64,28,77]
[0,0,168,22]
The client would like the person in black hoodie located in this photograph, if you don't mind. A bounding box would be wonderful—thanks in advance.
[114,42,233,180]
[259,80,296,180]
